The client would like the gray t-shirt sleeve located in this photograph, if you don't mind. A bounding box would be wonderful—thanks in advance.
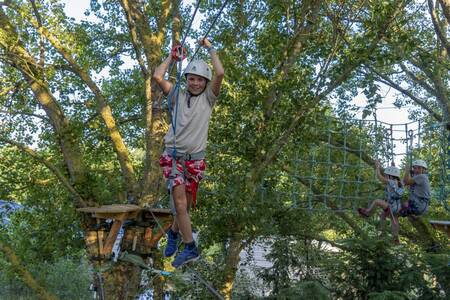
[205,84,218,106]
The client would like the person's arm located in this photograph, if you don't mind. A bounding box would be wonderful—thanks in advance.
[152,55,173,96]
[403,163,414,186]
[375,160,388,184]
[200,39,224,97]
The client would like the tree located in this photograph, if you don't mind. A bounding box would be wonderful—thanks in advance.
[0,0,174,297]
[0,0,447,299]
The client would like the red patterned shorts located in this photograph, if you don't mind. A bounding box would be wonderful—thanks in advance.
[159,153,206,206]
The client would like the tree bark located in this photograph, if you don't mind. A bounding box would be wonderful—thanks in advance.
[120,0,171,204]
[220,234,244,299]
[100,262,141,300]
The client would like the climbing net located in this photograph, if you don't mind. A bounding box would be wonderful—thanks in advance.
[275,116,450,212]
[203,116,450,213]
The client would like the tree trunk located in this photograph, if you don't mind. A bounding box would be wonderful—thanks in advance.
[151,250,165,300]
[99,262,141,300]
[220,235,243,299]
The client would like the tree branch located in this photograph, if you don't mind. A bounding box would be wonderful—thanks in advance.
[0,109,49,121]
[263,0,322,120]
[438,0,450,27]
[119,0,147,76]
[22,7,138,198]
[0,136,87,207]
[314,0,366,95]
[369,66,443,122]
[399,63,436,96]
[0,240,59,300]
[428,0,450,59]
[407,52,450,120]
[29,0,46,68]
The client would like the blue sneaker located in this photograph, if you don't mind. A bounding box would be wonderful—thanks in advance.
[164,229,179,257]
[172,245,199,268]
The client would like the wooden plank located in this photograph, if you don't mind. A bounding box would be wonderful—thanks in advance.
[92,210,139,221]
[142,208,172,222]
[143,207,171,214]
[429,220,450,226]
[77,204,141,214]
[97,230,104,255]
[429,220,450,237]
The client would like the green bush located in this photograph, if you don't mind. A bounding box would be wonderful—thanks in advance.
[276,281,331,300]
[368,291,409,300]
[0,258,92,300]
[325,237,442,299]
[41,258,92,300]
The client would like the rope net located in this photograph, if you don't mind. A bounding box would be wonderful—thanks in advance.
[201,116,450,213]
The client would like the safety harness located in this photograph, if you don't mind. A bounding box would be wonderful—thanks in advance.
[166,147,205,209]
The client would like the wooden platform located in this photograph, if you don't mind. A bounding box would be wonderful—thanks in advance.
[429,220,450,237]
[78,204,173,258]
[77,204,171,220]
[77,204,141,214]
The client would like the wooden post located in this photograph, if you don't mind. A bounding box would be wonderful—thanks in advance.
[101,220,122,256]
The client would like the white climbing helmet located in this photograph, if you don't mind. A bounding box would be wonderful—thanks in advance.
[412,159,428,169]
[384,166,400,178]
[184,60,212,81]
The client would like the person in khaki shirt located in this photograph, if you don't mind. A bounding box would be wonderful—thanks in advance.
[153,38,224,268]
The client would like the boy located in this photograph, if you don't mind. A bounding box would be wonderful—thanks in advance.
[400,159,431,217]
[152,38,224,268]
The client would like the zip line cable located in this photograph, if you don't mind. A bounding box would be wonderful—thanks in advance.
[180,0,201,48]
[189,0,230,63]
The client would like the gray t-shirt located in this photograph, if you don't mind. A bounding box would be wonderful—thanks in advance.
[410,174,431,199]
[164,84,218,154]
